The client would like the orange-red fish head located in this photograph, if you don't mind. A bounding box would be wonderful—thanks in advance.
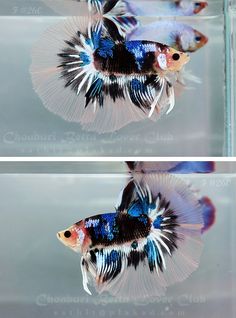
[155,47,190,73]
[57,222,88,253]
[193,2,208,14]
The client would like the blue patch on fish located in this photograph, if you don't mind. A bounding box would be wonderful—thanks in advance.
[128,198,155,217]
[131,78,145,92]
[153,216,163,229]
[125,41,146,70]
[144,238,161,270]
[97,38,115,58]
[79,52,91,66]
[92,213,117,240]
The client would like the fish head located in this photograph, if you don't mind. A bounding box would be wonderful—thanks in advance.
[155,46,190,72]
[190,29,208,51]
[174,0,207,15]
[193,2,208,14]
[174,28,208,52]
[57,221,87,253]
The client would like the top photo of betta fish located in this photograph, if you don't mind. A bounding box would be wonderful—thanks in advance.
[30,0,209,133]
[57,162,215,300]
[42,0,208,17]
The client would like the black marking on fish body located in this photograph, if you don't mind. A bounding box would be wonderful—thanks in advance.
[141,53,156,73]
[94,42,156,75]
[94,43,138,74]
[85,213,151,248]
[116,213,151,242]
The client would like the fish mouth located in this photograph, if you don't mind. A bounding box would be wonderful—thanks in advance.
[57,231,67,245]
[56,232,80,252]
[202,36,208,45]
[57,232,65,244]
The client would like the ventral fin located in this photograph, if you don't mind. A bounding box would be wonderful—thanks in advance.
[81,241,168,301]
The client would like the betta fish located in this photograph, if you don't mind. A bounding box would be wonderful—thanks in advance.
[129,20,208,53]
[57,169,215,300]
[30,18,189,133]
[127,0,208,16]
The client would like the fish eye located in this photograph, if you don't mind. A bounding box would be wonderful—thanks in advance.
[64,230,71,238]
[195,36,202,42]
[195,2,201,7]
[172,53,180,61]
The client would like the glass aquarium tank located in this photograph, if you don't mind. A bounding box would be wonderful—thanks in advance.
[0,161,235,318]
[0,0,235,156]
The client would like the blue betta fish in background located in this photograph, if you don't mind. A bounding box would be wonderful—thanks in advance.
[57,162,215,300]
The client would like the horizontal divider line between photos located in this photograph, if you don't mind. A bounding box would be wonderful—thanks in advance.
[0,157,235,162]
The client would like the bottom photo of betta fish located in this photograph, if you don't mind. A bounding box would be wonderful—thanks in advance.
[0,161,235,318]
[57,161,216,300]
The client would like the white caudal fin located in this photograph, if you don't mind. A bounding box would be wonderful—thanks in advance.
[79,174,204,300]
[30,17,102,125]
[81,241,168,301]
